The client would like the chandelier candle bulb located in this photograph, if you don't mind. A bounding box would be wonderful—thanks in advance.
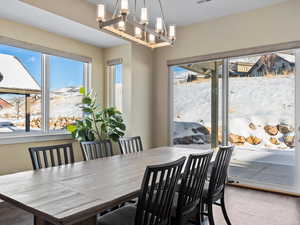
[140,7,148,24]
[96,0,175,48]
[149,34,156,44]
[135,27,142,39]
[169,25,176,40]
[97,4,105,21]
[156,17,163,33]
[118,20,126,31]
[121,0,129,14]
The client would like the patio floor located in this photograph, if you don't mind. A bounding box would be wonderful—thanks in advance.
[177,144,299,193]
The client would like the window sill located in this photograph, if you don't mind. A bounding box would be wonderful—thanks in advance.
[0,132,74,145]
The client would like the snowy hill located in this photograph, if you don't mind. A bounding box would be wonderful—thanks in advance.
[174,75,295,150]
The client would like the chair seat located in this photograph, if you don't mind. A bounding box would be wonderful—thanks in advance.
[97,205,136,225]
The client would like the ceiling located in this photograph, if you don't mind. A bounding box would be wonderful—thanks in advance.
[0,0,126,48]
[0,0,289,48]
[88,0,288,26]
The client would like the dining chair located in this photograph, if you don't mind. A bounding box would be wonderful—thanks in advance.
[172,151,213,225]
[118,136,143,154]
[97,156,186,225]
[200,145,234,225]
[28,143,75,170]
[80,140,113,161]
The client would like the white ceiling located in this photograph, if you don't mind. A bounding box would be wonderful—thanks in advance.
[0,0,289,48]
[0,0,126,48]
[88,0,289,26]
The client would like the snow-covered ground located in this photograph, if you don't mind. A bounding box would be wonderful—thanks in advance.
[0,87,82,131]
[174,75,295,151]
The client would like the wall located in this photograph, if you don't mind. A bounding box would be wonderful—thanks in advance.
[131,44,153,149]
[152,0,300,147]
[104,43,153,150]
[0,18,104,175]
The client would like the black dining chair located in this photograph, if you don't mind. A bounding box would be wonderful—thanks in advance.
[97,156,186,225]
[28,143,75,170]
[118,136,143,154]
[200,146,234,225]
[80,140,113,161]
[172,151,213,225]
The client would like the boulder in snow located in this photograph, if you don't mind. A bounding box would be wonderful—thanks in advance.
[246,136,262,145]
[264,125,278,136]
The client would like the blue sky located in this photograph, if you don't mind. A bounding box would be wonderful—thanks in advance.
[115,64,122,84]
[0,44,83,90]
[171,66,188,73]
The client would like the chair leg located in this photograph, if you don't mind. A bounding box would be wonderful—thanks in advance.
[195,204,202,225]
[221,196,232,225]
[199,202,205,224]
[207,202,215,225]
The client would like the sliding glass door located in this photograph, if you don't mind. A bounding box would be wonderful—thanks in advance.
[228,51,297,193]
[170,49,300,194]
[170,60,223,150]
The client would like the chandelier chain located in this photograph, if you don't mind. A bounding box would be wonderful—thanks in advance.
[158,0,168,33]
[113,0,120,18]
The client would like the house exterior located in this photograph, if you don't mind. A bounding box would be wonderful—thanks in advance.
[0,98,12,110]
[247,53,295,77]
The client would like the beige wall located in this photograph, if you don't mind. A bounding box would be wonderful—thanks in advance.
[153,0,300,147]
[104,43,153,149]
[131,44,153,148]
[0,18,104,175]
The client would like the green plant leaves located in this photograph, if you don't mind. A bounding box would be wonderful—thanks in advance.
[66,88,126,142]
[79,87,85,94]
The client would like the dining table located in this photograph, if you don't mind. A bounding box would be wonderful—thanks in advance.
[0,146,212,225]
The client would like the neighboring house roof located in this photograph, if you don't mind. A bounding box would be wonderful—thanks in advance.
[0,54,41,94]
[230,56,261,65]
[277,53,295,64]
[0,98,12,109]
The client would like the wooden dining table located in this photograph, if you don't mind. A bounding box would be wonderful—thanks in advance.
[0,146,212,225]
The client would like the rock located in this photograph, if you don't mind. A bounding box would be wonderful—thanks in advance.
[229,133,245,145]
[269,137,280,145]
[278,124,294,134]
[283,136,295,148]
[246,136,262,145]
[264,125,278,136]
[173,134,211,145]
[249,122,256,130]
[191,126,210,135]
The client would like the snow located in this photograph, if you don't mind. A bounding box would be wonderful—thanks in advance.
[0,53,40,91]
[277,53,295,63]
[174,75,295,150]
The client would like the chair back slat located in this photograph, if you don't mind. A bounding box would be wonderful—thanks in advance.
[28,144,75,170]
[176,151,213,218]
[118,136,143,154]
[208,146,234,196]
[135,157,186,225]
[80,140,113,161]
[42,151,49,168]
[49,150,55,167]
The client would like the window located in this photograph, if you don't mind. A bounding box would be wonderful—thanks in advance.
[107,61,123,112]
[49,56,84,130]
[0,44,42,133]
[0,43,88,137]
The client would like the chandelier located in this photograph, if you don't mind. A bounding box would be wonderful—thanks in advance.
[96,0,176,49]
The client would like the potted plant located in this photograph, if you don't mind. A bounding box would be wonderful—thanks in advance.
[67,87,126,142]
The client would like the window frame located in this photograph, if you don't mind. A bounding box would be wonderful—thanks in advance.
[0,37,91,144]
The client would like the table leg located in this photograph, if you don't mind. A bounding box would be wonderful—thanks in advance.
[34,215,97,225]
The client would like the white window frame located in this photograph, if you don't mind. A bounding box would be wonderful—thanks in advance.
[0,38,91,144]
